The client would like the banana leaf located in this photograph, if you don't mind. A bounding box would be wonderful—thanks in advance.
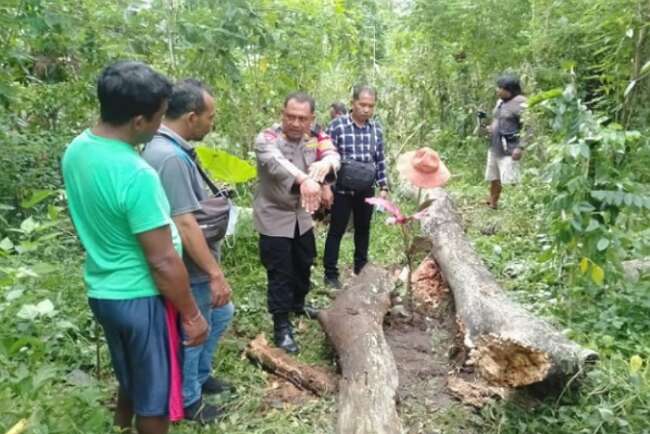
[196,146,257,184]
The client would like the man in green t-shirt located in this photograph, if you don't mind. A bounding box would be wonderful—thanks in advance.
[62,61,208,434]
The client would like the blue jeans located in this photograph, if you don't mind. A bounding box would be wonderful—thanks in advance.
[182,281,234,407]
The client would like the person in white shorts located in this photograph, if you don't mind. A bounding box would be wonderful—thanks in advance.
[484,74,526,209]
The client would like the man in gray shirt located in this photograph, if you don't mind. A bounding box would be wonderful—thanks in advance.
[143,79,234,424]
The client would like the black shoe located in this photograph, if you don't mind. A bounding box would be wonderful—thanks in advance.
[202,376,235,395]
[184,398,224,424]
[354,263,367,275]
[274,330,299,353]
[324,276,342,289]
[273,315,299,354]
[294,305,320,320]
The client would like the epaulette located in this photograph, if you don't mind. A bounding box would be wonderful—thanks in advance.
[263,128,279,141]
[304,135,318,149]
[316,131,333,149]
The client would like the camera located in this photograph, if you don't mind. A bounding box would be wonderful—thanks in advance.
[476,110,487,119]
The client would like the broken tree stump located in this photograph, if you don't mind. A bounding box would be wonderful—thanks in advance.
[246,334,337,396]
[421,188,598,391]
[318,265,403,434]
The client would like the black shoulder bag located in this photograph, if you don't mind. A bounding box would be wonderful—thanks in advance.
[189,158,232,243]
[336,124,377,192]
[156,133,232,243]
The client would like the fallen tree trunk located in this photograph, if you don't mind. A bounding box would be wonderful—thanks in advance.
[421,188,598,391]
[246,334,337,396]
[318,265,403,434]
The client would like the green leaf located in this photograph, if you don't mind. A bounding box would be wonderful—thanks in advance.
[6,288,25,301]
[9,336,44,355]
[630,355,643,374]
[591,190,607,201]
[623,80,636,98]
[32,365,58,391]
[591,264,605,285]
[30,262,57,275]
[17,299,56,320]
[527,88,563,107]
[20,217,38,234]
[20,190,56,209]
[47,204,60,220]
[0,237,13,252]
[641,60,650,74]
[596,238,609,251]
[585,219,600,232]
[598,407,614,422]
[196,146,257,184]
[579,257,589,273]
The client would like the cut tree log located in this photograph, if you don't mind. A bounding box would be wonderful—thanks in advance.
[246,334,337,396]
[318,265,403,434]
[421,188,598,391]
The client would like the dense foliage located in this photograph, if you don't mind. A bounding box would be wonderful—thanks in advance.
[1,0,649,433]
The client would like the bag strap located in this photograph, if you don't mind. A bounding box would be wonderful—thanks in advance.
[192,156,225,197]
[156,132,228,198]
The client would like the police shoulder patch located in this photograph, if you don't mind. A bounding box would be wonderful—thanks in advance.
[263,128,279,141]
[304,137,318,149]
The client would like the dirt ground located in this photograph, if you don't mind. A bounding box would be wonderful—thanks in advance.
[260,258,483,433]
[384,258,480,434]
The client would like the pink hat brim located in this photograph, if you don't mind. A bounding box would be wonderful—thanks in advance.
[397,150,451,189]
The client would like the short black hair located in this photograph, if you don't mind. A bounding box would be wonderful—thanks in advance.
[284,92,315,113]
[330,102,347,115]
[496,74,522,97]
[97,61,172,126]
[166,79,214,119]
[352,84,377,101]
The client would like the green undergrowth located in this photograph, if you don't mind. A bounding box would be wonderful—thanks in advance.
[441,145,650,434]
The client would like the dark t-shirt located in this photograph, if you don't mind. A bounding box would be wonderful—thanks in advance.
[142,126,219,284]
[490,94,526,157]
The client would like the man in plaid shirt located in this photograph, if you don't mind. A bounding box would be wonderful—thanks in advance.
[323,85,389,288]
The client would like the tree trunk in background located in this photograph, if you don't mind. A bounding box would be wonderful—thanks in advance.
[421,188,598,391]
[317,265,403,434]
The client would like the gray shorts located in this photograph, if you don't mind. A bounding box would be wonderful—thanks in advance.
[89,296,170,417]
[485,151,521,184]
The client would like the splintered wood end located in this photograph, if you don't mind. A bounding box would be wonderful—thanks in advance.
[474,334,551,387]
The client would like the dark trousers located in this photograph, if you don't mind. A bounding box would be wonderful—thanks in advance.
[259,225,316,315]
[323,190,374,279]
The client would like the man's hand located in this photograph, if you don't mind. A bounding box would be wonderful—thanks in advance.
[308,161,332,184]
[181,311,209,347]
[300,178,321,214]
[321,184,334,209]
[511,148,523,161]
[210,273,232,308]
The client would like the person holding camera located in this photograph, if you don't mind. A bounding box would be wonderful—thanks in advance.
[323,85,389,289]
[484,74,527,209]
